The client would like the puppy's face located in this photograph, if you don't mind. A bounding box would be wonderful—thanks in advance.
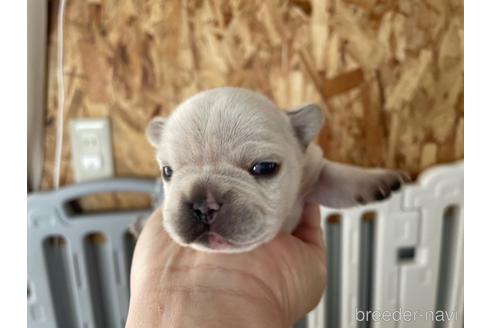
[147,88,323,253]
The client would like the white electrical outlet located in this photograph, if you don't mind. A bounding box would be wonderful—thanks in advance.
[69,118,114,182]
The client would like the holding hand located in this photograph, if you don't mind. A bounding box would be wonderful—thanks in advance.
[126,203,326,328]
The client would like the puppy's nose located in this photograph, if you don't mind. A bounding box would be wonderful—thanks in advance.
[192,200,220,224]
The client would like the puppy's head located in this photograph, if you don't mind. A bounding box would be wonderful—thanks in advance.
[147,87,324,253]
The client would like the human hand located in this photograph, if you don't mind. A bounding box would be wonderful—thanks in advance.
[126,203,326,327]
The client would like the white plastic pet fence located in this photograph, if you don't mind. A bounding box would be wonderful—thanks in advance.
[309,161,463,328]
[27,179,163,328]
[27,162,463,328]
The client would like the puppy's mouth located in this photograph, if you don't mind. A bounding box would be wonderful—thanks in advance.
[202,232,230,250]
[191,229,270,252]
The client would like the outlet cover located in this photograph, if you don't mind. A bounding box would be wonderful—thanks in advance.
[70,118,114,182]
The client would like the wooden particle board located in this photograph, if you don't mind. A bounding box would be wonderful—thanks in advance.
[41,0,464,210]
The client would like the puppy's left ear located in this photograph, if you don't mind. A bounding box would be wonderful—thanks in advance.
[288,104,325,149]
[146,117,167,148]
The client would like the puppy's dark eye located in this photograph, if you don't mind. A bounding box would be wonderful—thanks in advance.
[162,166,173,180]
[249,162,279,176]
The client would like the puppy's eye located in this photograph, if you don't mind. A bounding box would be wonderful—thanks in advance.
[249,162,279,176]
[162,166,173,180]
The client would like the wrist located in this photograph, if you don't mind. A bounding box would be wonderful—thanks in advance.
[126,266,288,328]
[127,287,285,328]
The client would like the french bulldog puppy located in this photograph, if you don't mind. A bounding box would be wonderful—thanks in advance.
[146,87,409,253]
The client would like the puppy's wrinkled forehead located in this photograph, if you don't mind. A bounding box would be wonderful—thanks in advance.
[159,89,290,166]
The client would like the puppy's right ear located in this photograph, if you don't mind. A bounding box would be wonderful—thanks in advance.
[146,117,167,148]
[287,104,325,150]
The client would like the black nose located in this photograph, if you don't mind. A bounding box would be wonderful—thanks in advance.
[191,200,220,224]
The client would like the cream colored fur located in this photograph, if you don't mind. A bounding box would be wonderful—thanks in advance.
[146,87,409,253]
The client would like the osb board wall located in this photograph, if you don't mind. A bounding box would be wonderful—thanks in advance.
[41,0,463,208]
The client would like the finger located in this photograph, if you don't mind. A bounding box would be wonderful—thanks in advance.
[292,202,324,250]
[136,207,173,249]
[141,207,165,235]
